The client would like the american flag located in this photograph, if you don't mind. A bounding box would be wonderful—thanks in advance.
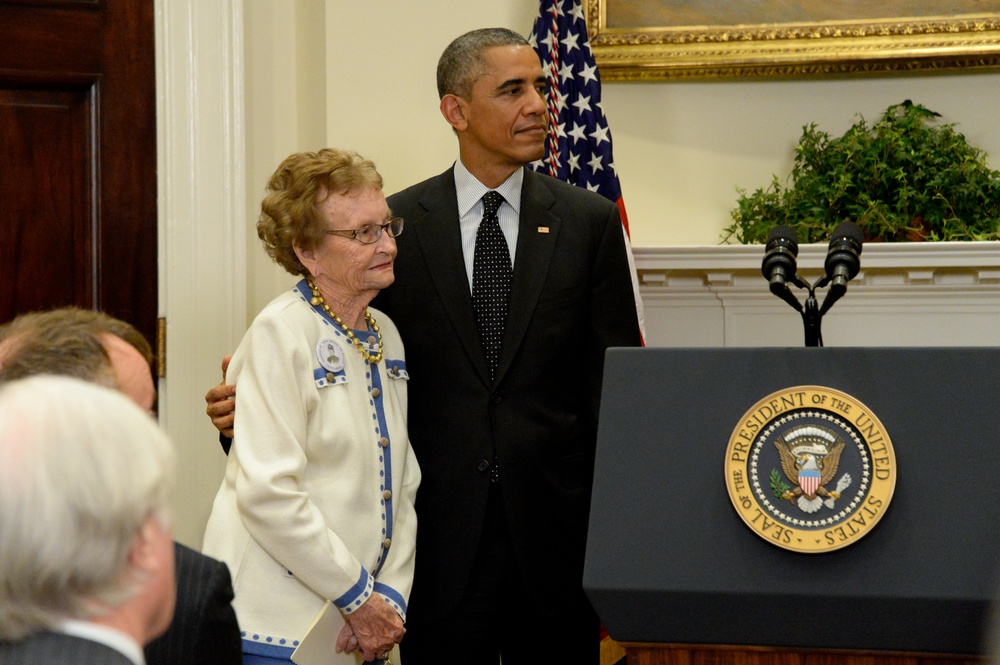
[528,0,646,341]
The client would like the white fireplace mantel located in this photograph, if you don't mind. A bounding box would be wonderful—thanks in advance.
[632,242,1000,348]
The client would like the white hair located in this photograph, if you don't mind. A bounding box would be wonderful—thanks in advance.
[0,375,176,639]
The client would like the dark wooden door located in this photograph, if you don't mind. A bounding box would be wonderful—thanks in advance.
[0,0,158,345]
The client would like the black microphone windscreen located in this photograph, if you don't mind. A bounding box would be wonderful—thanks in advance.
[830,221,864,253]
[762,225,799,285]
[767,225,799,252]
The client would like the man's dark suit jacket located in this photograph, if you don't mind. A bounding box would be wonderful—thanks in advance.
[0,632,134,664]
[144,542,242,665]
[377,167,643,623]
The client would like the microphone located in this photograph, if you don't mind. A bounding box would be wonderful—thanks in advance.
[763,222,863,346]
[824,221,864,290]
[761,225,799,293]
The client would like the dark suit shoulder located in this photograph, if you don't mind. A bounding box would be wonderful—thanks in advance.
[0,632,133,664]
[170,542,235,609]
[523,168,618,209]
[144,543,241,665]
[173,542,224,577]
[387,168,454,213]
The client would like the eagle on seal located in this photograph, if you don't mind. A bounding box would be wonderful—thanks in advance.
[774,425,852,513]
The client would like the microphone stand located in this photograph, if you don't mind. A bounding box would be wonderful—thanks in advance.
[776,273,834,347]
[803,288,821,347]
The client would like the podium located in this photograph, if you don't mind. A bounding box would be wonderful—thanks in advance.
[586,348,1000,665]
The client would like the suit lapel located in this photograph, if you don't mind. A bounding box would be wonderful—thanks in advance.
[495,170,559,383]
[411,170,493,384]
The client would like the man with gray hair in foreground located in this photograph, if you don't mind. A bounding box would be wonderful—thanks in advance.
[0,307,241,665]
[0,376,177,664]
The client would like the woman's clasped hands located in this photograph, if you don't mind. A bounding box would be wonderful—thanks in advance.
[335,594,404,663]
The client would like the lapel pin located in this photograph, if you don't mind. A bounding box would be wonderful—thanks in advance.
[537,226,550,234]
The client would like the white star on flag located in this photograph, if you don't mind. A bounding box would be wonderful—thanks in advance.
[579,62,598,85]
[567,151,581,173]
[561,30,581,53]
[558,61,575,82]
[588,123,610,146]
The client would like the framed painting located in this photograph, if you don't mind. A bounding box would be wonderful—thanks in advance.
[584,0,1000,80]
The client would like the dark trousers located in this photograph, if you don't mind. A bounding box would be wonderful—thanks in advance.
[400,484,600,664]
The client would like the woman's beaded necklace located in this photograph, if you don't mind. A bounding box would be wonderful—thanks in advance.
[306,279,383,364]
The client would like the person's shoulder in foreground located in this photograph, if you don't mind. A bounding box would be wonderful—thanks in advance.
[0,631,137,665]
[0,376,176,665]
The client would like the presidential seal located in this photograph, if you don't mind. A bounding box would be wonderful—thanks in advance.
[724,386,896,553]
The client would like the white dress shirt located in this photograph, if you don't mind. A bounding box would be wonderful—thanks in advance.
[454,159,523,288]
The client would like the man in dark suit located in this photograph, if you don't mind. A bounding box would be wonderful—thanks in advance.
[0,309,242,665]
[378,28,642,664]
[206,27,641,664]
[0,376,177,665]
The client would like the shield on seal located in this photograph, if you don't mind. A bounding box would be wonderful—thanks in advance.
[799,468,821,496]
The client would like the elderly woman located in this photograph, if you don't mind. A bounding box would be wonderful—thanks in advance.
[202,148,420,665]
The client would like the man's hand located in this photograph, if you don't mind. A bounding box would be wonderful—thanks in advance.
[204,355,236,438]
[343,594,404,662]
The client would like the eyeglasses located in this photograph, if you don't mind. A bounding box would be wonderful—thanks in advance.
[325,217,404,245]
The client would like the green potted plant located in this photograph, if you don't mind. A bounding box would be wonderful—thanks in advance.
[722,100,1000,244]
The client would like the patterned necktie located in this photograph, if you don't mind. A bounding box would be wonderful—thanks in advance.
[472,190,512,381]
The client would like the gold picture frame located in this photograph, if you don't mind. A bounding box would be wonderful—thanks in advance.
[585,0,1000,80]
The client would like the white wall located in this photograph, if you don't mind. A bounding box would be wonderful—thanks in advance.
[160,0,1000,545]
[243,0,329,316]
[607,73,1000,246]
[324,2,538,191]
